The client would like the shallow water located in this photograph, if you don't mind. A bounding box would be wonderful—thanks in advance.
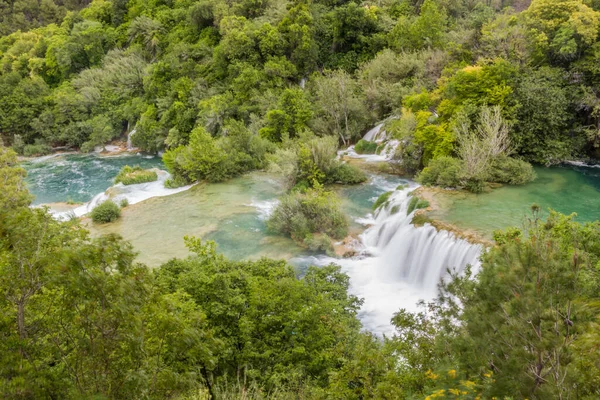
[26,152,600,335]
[86,172,307,265]
[431,165,600,237]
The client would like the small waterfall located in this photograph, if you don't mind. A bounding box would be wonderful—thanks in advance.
[127,129,137,150]
[362,123,385,142]
[365,189,481,292]
[293,185,482,335]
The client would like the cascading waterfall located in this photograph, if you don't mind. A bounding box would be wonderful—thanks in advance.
[293,185,482,336]
[127,129,137,150]
[363,123,385,142]
[343,122,399,162]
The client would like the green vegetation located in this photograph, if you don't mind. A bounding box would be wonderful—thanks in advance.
[1,0,596,186]
[407,196,430,215]
[90,200,120,223]
[354,139,378,154]
[372,191,392,210]
[114,165,158,185]
[4,135,600,398]
[267,187,348,252]
[269,135,366,190]
[4,0,600,396]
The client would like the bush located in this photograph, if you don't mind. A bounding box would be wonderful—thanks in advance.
[22,140,52,157]
[416,156,463,188]
[406,196,430,215]
[119,198,129,208]
[114,165,158,185]
[486,155,536,185]
[267,188,348,248]
[354,139,378,154]
[270,136,367,189]
[164,175,189,188]
[91,201,121,223]
[372,191,393,210]
[327,163,367,185]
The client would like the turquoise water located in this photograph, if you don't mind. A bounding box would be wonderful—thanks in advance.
[22,154,164,205]
[434,165,600,237]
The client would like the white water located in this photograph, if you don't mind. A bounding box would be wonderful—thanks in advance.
[343,139,399,162]
[51,169,193,220]
[127,129,137,150]
[362,123,386,142]
[293,186,482,336]
[248,199,279,221]
[565,160,600,169]
[340,122,399,162]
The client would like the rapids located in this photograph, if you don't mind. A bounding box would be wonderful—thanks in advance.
[294,185,482,336]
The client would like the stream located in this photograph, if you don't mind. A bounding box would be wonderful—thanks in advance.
[21,152,600,336]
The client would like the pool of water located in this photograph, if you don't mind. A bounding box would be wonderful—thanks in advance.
[22,153,164,205]
[431,164,600,237]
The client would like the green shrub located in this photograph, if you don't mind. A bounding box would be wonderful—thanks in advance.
[354,139,378,154]
[406,196,430,215]
[372,191,393,210]
[304,233,334,254]
[164,175,189,188]
[22,140,52,157]
[114,165,158,185]
[91,201,121,223]
[327,163,367,185]
[486,155,536,185]
[416,156,463,188]
[267,188,348,248]
[119,198,129,208]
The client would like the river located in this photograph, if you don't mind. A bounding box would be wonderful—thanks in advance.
[21,152,600,335]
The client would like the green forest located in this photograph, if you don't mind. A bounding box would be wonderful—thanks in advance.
[2,0,600,398]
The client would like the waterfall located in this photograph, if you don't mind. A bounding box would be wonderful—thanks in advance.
[362,123,385,142]
[293,185,482,336]
[127,129,137,150]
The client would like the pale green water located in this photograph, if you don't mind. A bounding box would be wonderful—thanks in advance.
[28,154,600,264]
[22,153,406,266]
[432,165,600,237]
[87,172,306,266]
[87,173,406,266]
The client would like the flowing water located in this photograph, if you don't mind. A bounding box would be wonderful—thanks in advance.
[26,153,600,336]
[294,185,482,336]
[23,153,164,205]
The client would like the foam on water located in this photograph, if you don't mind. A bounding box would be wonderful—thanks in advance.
[292,186,482,336]
[52,169,193,220]
[248,199,280,221]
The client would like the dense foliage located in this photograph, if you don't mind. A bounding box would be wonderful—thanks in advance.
[267,186,348,252]
[114,165,158,185]
[3,0,599,182]
[3,137,600,399]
